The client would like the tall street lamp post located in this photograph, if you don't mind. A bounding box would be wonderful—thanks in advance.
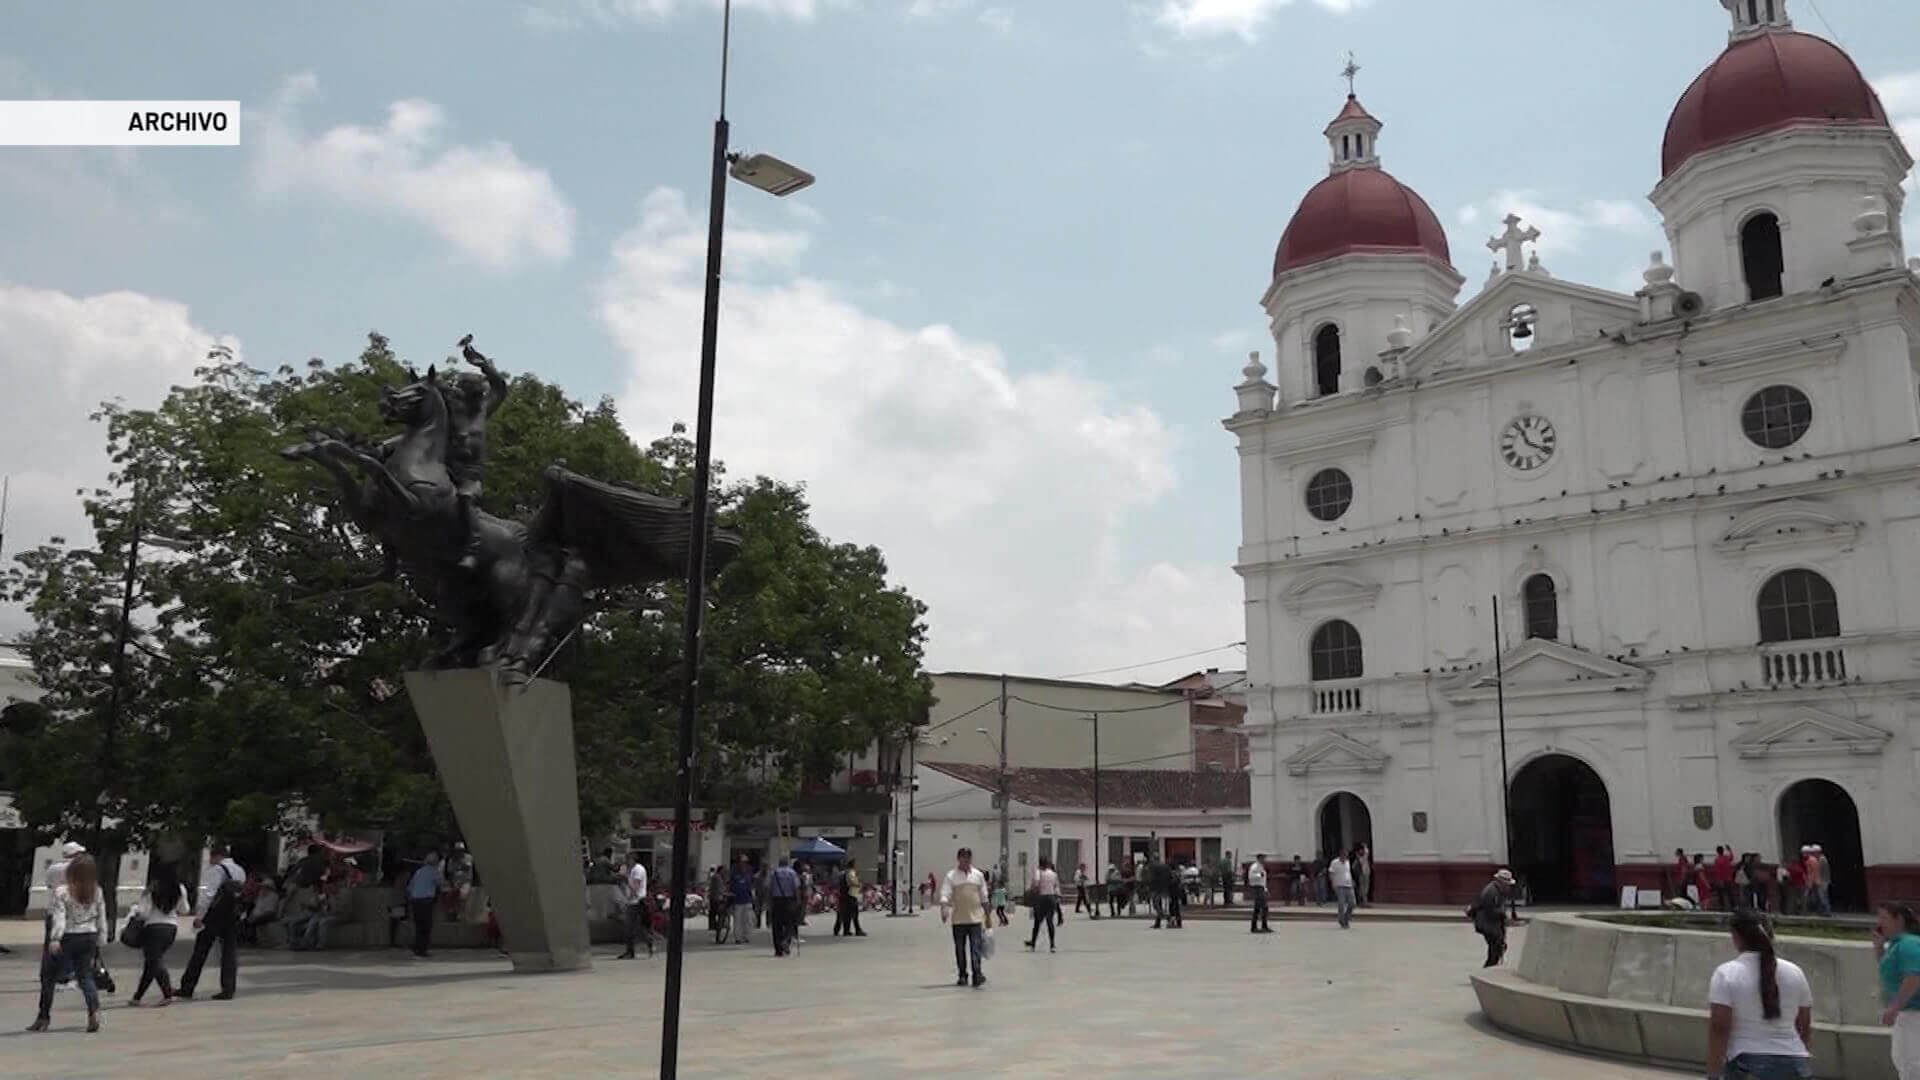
[662,3,814,1077]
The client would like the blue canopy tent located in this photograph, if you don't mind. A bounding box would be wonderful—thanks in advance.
[790,836,847,862]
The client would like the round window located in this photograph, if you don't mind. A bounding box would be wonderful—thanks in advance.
[1305,468,1353,522]
[1740,385,1812,449]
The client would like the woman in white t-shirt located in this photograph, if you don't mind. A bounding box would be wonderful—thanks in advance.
[1024,858,1061,953]
[1706,911,1814,1079]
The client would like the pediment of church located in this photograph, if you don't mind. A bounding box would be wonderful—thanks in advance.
[1731,707,1891,759]
[1406,271,1639,375]
[1715,498,1860,557]
[1443,638,1651,702]
[1278,566,1382,616]
[1284,732,1390,777]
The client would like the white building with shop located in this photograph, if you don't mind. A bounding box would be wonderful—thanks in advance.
[910,762,1249,890]
[1229,1,1920,907]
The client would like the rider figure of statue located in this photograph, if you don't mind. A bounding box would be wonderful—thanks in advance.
[449,334,509,572]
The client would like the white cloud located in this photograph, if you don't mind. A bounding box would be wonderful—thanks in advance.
[1153,0,1369,41]
[1209,328,1254,352]
[0,287,239,634]
[525,0,837,27]
[905,0,1011,31]
[1872,71,1920,242]
[601,187,1240,674]
[1455,189,1657,262]
[251,75,575,270]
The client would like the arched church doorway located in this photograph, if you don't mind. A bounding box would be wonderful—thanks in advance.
[1776,779,1867,912]
[1317,792,1373,861]
[1508,754,1615,904]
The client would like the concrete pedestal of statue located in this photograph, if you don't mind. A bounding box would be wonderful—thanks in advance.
[404,668,591,973]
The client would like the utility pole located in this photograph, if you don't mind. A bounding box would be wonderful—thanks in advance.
[906,735,916,913]
[997,673,1010,887]
[1491,595,1517,924]
[96,488,144,927]
[1089,713,1101,886]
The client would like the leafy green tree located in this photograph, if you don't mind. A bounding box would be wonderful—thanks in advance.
[3,333,931,864]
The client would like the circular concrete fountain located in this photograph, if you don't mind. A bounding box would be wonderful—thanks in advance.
[1471,912,1893,1079]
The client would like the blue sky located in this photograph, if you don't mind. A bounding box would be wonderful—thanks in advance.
[1,0,1916,683]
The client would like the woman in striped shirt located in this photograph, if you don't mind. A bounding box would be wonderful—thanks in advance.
[28,853,106,1033]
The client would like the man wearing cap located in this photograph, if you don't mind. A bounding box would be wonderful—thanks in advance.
[1468,869,1516,968]
[1813,844,1832,916]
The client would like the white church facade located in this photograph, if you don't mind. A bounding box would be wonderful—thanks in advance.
[1230,0,1920,908]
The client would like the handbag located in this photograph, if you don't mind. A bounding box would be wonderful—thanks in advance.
[92,954,116,995]
[120,910,148,949]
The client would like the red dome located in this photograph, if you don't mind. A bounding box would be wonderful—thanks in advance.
[1274,167,1452,278]
[1662,31,1890,178]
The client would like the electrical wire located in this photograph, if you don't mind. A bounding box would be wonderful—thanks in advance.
[1049,641,1246,681]
[1009,675,1249,715]
[919,695,1000,736]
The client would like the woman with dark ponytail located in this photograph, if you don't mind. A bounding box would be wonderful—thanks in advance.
[1707,911,1814,1078]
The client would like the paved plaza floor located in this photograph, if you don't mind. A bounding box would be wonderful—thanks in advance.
[0,912,1680,1079]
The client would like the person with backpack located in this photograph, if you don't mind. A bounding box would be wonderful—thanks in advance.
[178,842,245,1000]
[128,865,192,1005]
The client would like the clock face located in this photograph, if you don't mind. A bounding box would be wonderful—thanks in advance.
[1500,414,1557,471]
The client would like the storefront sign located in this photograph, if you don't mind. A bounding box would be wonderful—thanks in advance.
[626,816,714,834]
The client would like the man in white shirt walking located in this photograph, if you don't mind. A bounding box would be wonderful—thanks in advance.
[179,843,245,1000]
[1247,853,1272,933]
[1329,850,1356,930]
[939,847,990,988]
[619,853,653,959]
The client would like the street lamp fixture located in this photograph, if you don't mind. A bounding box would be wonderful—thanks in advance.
[661,1,813,1077]
[728,152,815,197]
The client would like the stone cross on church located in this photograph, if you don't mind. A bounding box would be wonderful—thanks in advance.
[1487,213,1540,272]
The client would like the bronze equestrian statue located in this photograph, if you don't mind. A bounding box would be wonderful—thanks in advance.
[281,337,740,684]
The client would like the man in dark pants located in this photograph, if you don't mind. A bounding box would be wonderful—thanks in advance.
[1469,868,1515,967]
[179,843,245,1000]
[1159,857,1175,926]
[767,857,801,957]
[407,851,443,958]
[1247,852,1272,933]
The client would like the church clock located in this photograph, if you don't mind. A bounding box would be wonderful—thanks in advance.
[1499,414,1557,471]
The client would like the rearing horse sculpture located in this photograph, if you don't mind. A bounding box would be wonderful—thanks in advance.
[282,354,741,684]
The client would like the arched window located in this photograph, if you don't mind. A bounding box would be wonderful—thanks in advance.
[1757,569,1840,643]
[1313,324,1342,397]
[1523,574,1559,641]
[1310,620,1364,681]
[1741,212,1785,301]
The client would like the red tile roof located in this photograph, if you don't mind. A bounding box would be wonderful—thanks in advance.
[921,762,1249,811]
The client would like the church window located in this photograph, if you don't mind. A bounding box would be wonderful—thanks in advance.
[1740,212,1785,301]
[1304,468,1354,522]
[1747,0,1758,23]
[1740,385,1812,449]
[1310,620,1364,681]
[1522,574,1559,641]
[1313,323,1342,397]
[1757,569,1840,643]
